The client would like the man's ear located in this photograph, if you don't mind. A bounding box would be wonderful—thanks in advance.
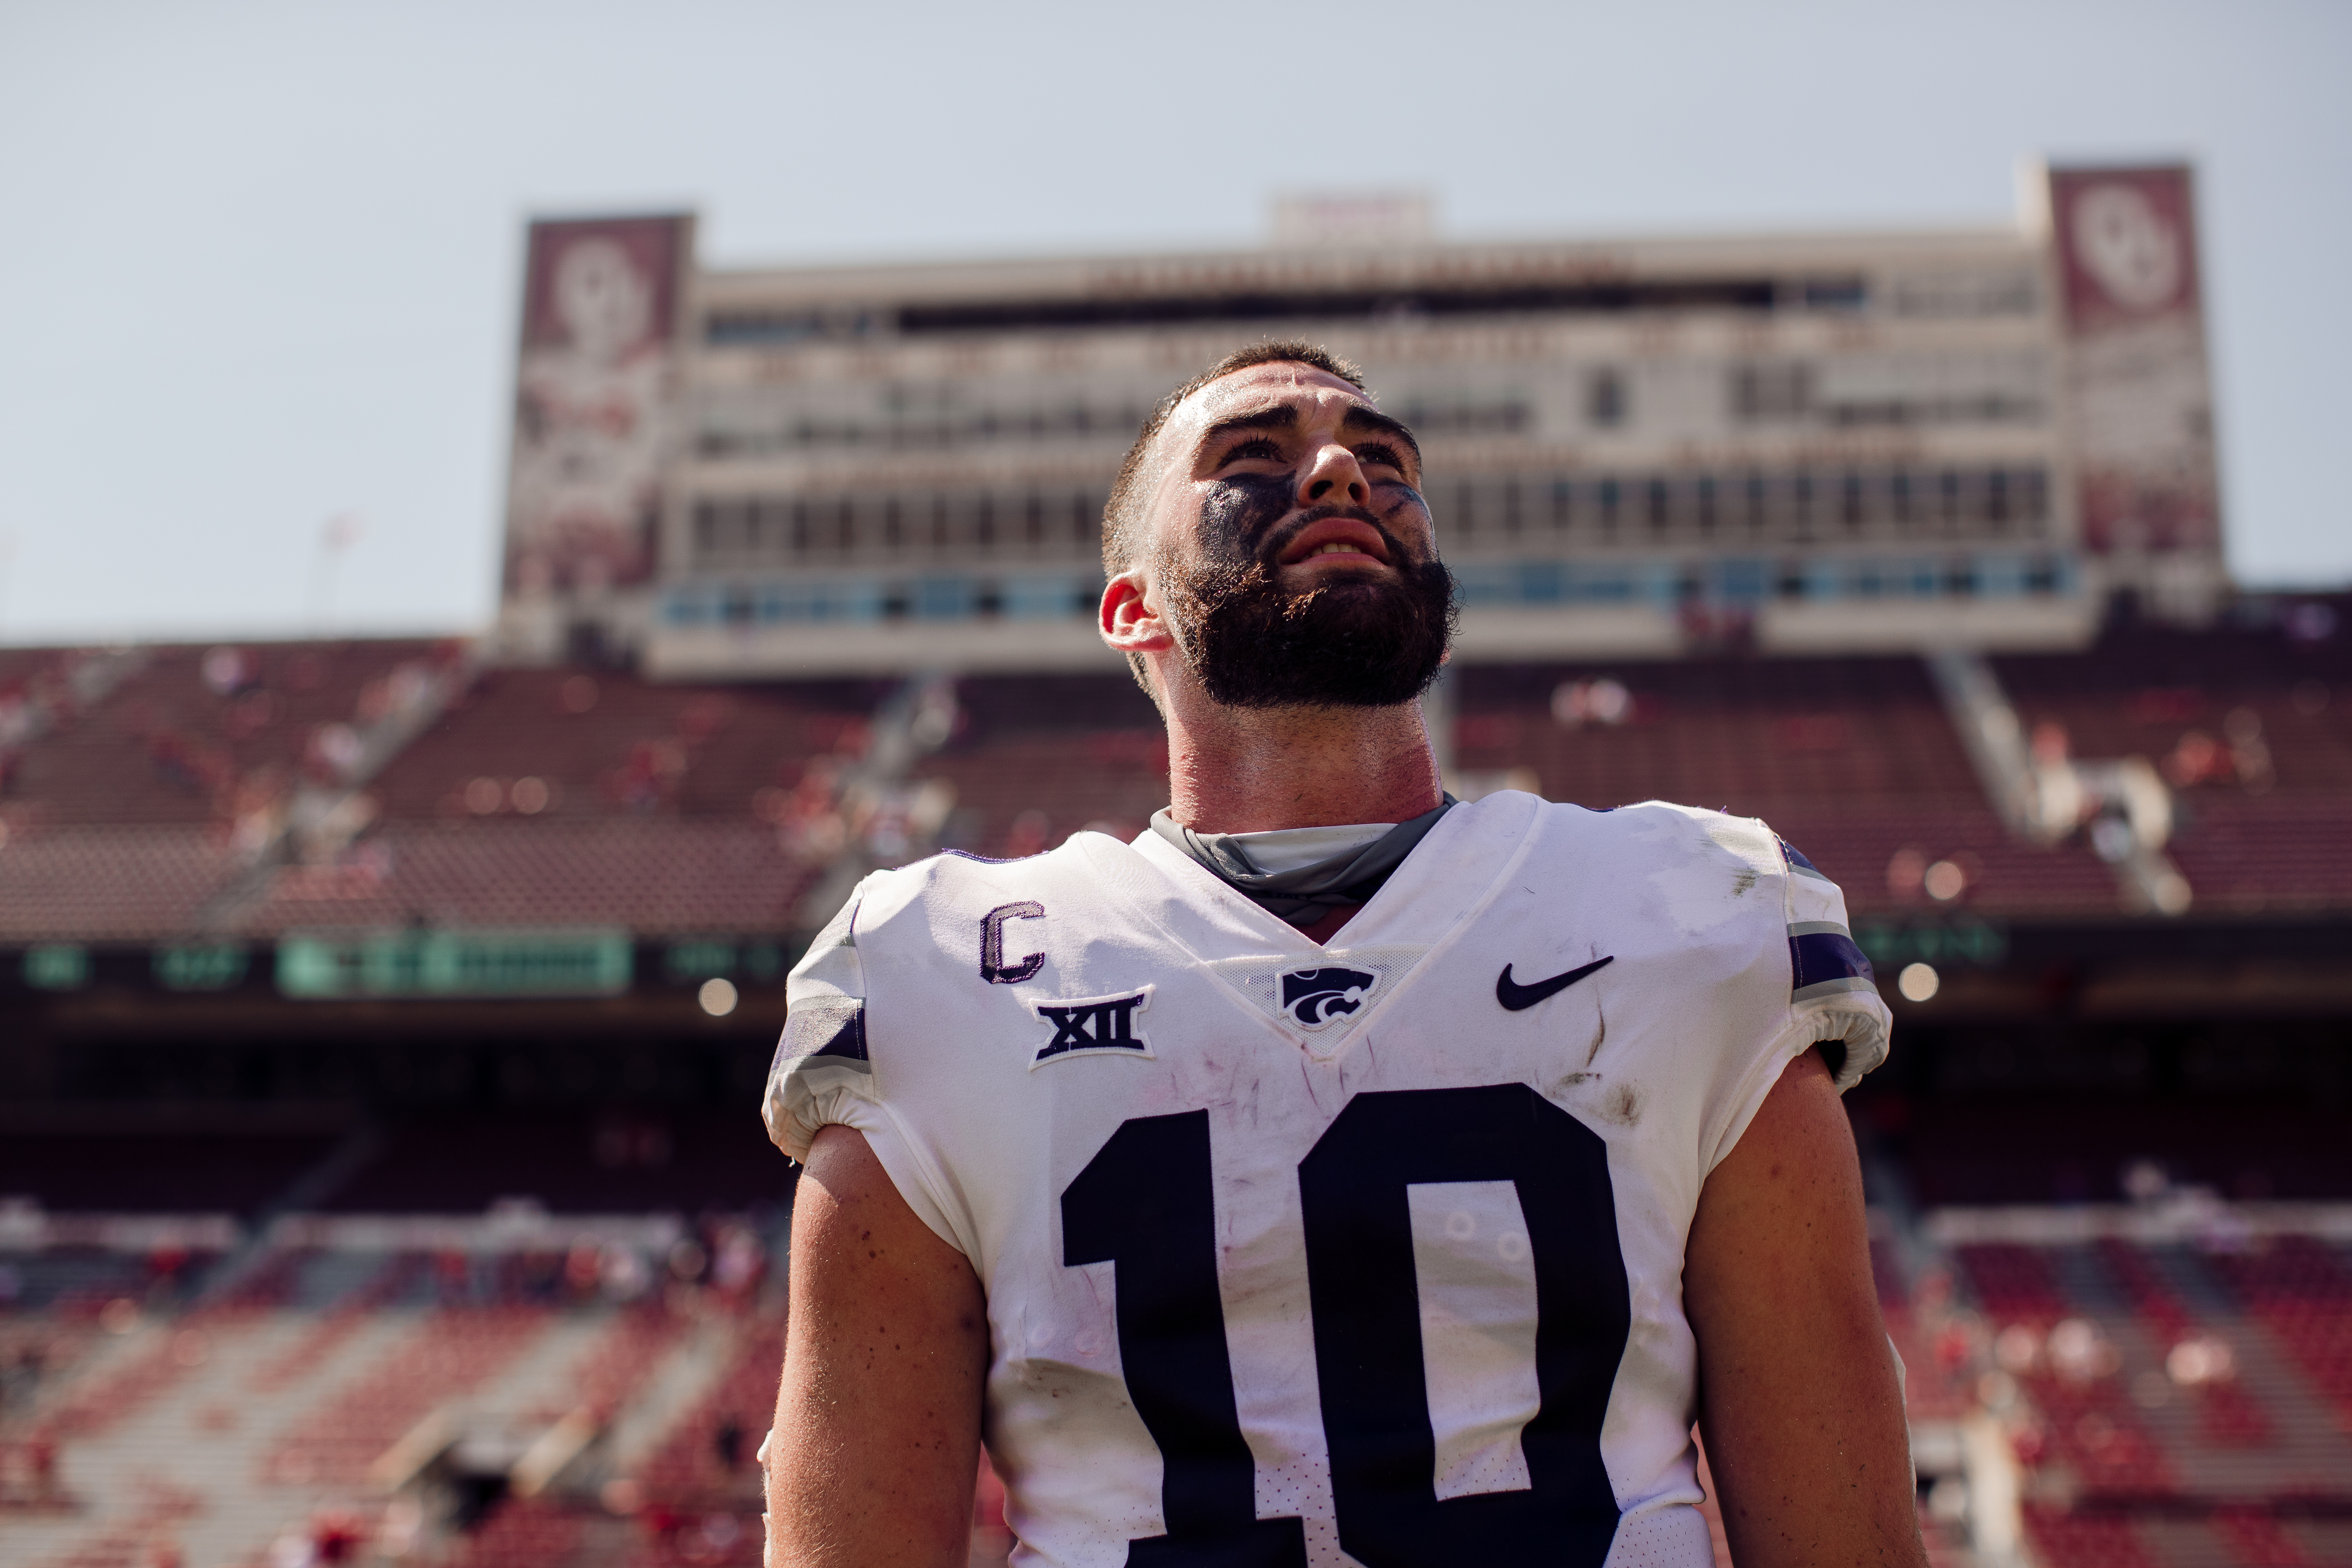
[1099,567,1171,658]
[1100,567,1172,707]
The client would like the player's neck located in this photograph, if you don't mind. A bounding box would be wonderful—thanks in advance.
[1160,689,1444,835]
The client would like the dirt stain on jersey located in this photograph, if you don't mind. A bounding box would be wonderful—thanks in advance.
[1731,868,1758,898]
[1551,1072,1639,1128]
[1296,1056,1338,1112]
[1592,1082,1642,1127]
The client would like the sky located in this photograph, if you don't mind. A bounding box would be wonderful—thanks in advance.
[0,0,2345,645]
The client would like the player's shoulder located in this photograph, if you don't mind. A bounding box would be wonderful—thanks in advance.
[1515,794,1862,940]
[807,831,1140,956]
[1548,795,1844,881]
[1495,793,1805,882]
[864,831,1126,906]
[1585,797,1785,864]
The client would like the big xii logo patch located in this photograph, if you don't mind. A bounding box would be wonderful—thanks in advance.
[1030,986,1153,1067]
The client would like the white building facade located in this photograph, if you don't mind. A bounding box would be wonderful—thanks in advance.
[495,165,2223,677]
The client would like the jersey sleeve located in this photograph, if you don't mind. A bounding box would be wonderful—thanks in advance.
[760,876,971,1254]
[761,884,873,1162]
[1690,815,1894,1176]
[1774,834,1891,1091]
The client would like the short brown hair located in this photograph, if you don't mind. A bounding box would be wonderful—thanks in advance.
[1100,340,1368,574]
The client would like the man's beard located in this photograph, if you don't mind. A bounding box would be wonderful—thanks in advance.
[1159,491,1458,710]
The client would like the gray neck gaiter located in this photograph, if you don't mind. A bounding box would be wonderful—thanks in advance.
[1149,796,1457,929]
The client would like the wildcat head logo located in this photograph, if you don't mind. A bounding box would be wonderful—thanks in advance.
[1279,966,1376,1028]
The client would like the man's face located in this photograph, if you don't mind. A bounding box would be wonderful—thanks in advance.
[1141,364,1455,709]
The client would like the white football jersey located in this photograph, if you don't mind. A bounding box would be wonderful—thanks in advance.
[765,792,1890,1568]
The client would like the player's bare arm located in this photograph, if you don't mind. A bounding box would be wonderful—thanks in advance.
[767,1125,987,1568]
[1687,1048,1929,1568]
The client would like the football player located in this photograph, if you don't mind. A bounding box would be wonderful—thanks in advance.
[761,344,1927,1568]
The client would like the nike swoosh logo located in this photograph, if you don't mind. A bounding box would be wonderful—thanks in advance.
[1496,956,1614,1011]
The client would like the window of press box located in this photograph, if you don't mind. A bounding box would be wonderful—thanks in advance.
[1731,361,1813,422]
[1585,369,1627,428]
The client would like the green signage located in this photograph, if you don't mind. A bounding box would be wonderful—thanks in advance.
[23,944,90,990]
[663,939,738,982]
[1853,917,2009,969]
[155,943,249,992]
[662,938,786,983]
[276,929,634,999]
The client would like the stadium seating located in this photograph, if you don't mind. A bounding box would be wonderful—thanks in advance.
[0,1222,787,1565]
[907,672,1167,855]
[2210,1509,2324,1568]
[2023,1506,2160,1568]
[1955,1241,2073,1323]
[0,643,850,943]
[560,1302,689,1423]
[0,823,242,945]
[8,616,2350,940]
[7,1182,2349,1566]
[1994,620,2352,799]
[0,639,459,944]
[218,815,824,939]
[631,1317,782,1510]
[2094,1238,2276,1449]
[40,1283,251,1443]
[249,1252,431,1392]
[1446,619,2352,923]
[0,1251,151,1317]
[364,664,879,825]
[1,641,459,831]
[1996,615,2352,918]
[259,1304,553,1485]
[904,653,2181,913]
[1458,656,2146,919]
[2210,1238,2352,1433]
[2164,795,2352,916]
[1459,655,1986,814]
[1966,1249,2184,1498]
[1928,1224,2352,1566]
[444,1497,584,1568]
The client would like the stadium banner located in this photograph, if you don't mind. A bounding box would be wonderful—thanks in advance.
[276,928,635,999]
[502,214,693,599]
[2046,165,2220,558]
[6,937,793,1001]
